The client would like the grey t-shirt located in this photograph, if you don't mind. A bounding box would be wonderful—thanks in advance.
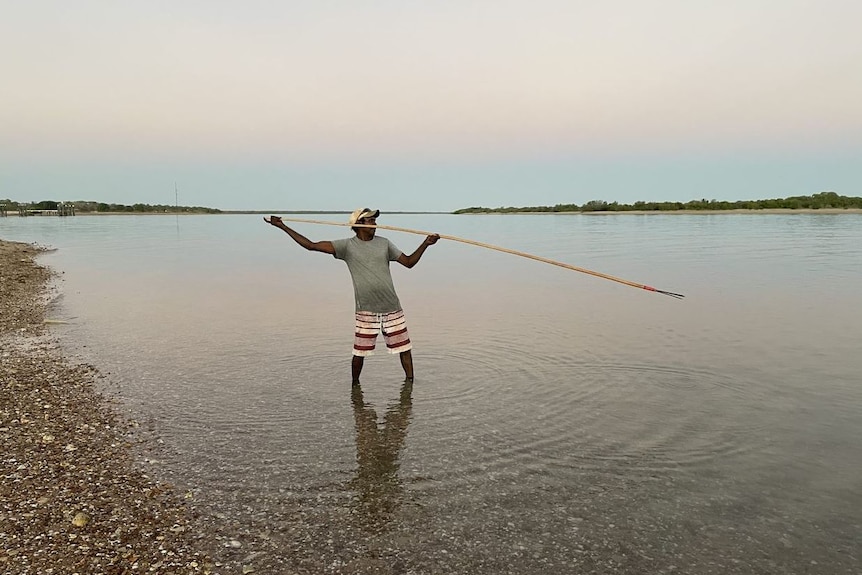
[332,236,404,313]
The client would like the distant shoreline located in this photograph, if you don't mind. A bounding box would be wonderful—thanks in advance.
[6,208,860,217]
[569,208,861,215]
[42,210,449,216]
[455,208,862,215]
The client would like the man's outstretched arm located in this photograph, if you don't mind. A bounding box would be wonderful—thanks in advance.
[264,216,335,254]
[397,234,440,268]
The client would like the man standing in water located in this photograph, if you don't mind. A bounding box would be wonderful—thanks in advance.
[265,208,439,385]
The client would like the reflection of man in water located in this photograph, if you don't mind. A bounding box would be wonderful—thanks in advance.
[349,381,414,528]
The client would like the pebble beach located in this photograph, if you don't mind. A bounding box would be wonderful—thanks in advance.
[1,239,213,574]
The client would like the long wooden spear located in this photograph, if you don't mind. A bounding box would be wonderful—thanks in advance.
[268,216,685,299]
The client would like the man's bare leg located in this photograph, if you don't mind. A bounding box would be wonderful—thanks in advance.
[352,355,364,385]
[400,349,414,382]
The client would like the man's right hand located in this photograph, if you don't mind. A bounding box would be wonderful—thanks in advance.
[265,215,282,226]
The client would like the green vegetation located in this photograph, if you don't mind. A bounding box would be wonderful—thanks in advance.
[0,199,221,214]
[5,191,859,216]
[453,192,862,214]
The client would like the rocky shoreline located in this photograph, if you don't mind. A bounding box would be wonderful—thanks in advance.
[1,239,214,574]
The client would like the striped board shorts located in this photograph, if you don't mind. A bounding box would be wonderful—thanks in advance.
[353,310,412,356]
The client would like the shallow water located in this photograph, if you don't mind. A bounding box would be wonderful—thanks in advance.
[3,212,862,573]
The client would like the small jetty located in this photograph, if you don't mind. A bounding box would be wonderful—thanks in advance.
[6,203,76,217]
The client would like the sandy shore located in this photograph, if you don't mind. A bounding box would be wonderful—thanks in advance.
[1,239,213,574]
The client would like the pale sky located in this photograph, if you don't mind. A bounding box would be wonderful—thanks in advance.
[2,1,860,211]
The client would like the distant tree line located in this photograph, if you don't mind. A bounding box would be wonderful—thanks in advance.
[453,192,862,214]
[0,199,221,214]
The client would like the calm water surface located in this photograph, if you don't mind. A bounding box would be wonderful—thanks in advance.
[3,213,861,574]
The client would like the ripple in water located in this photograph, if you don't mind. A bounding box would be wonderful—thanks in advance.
[410,333,774,498]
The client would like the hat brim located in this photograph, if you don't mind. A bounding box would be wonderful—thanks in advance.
[349,208,380,225]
